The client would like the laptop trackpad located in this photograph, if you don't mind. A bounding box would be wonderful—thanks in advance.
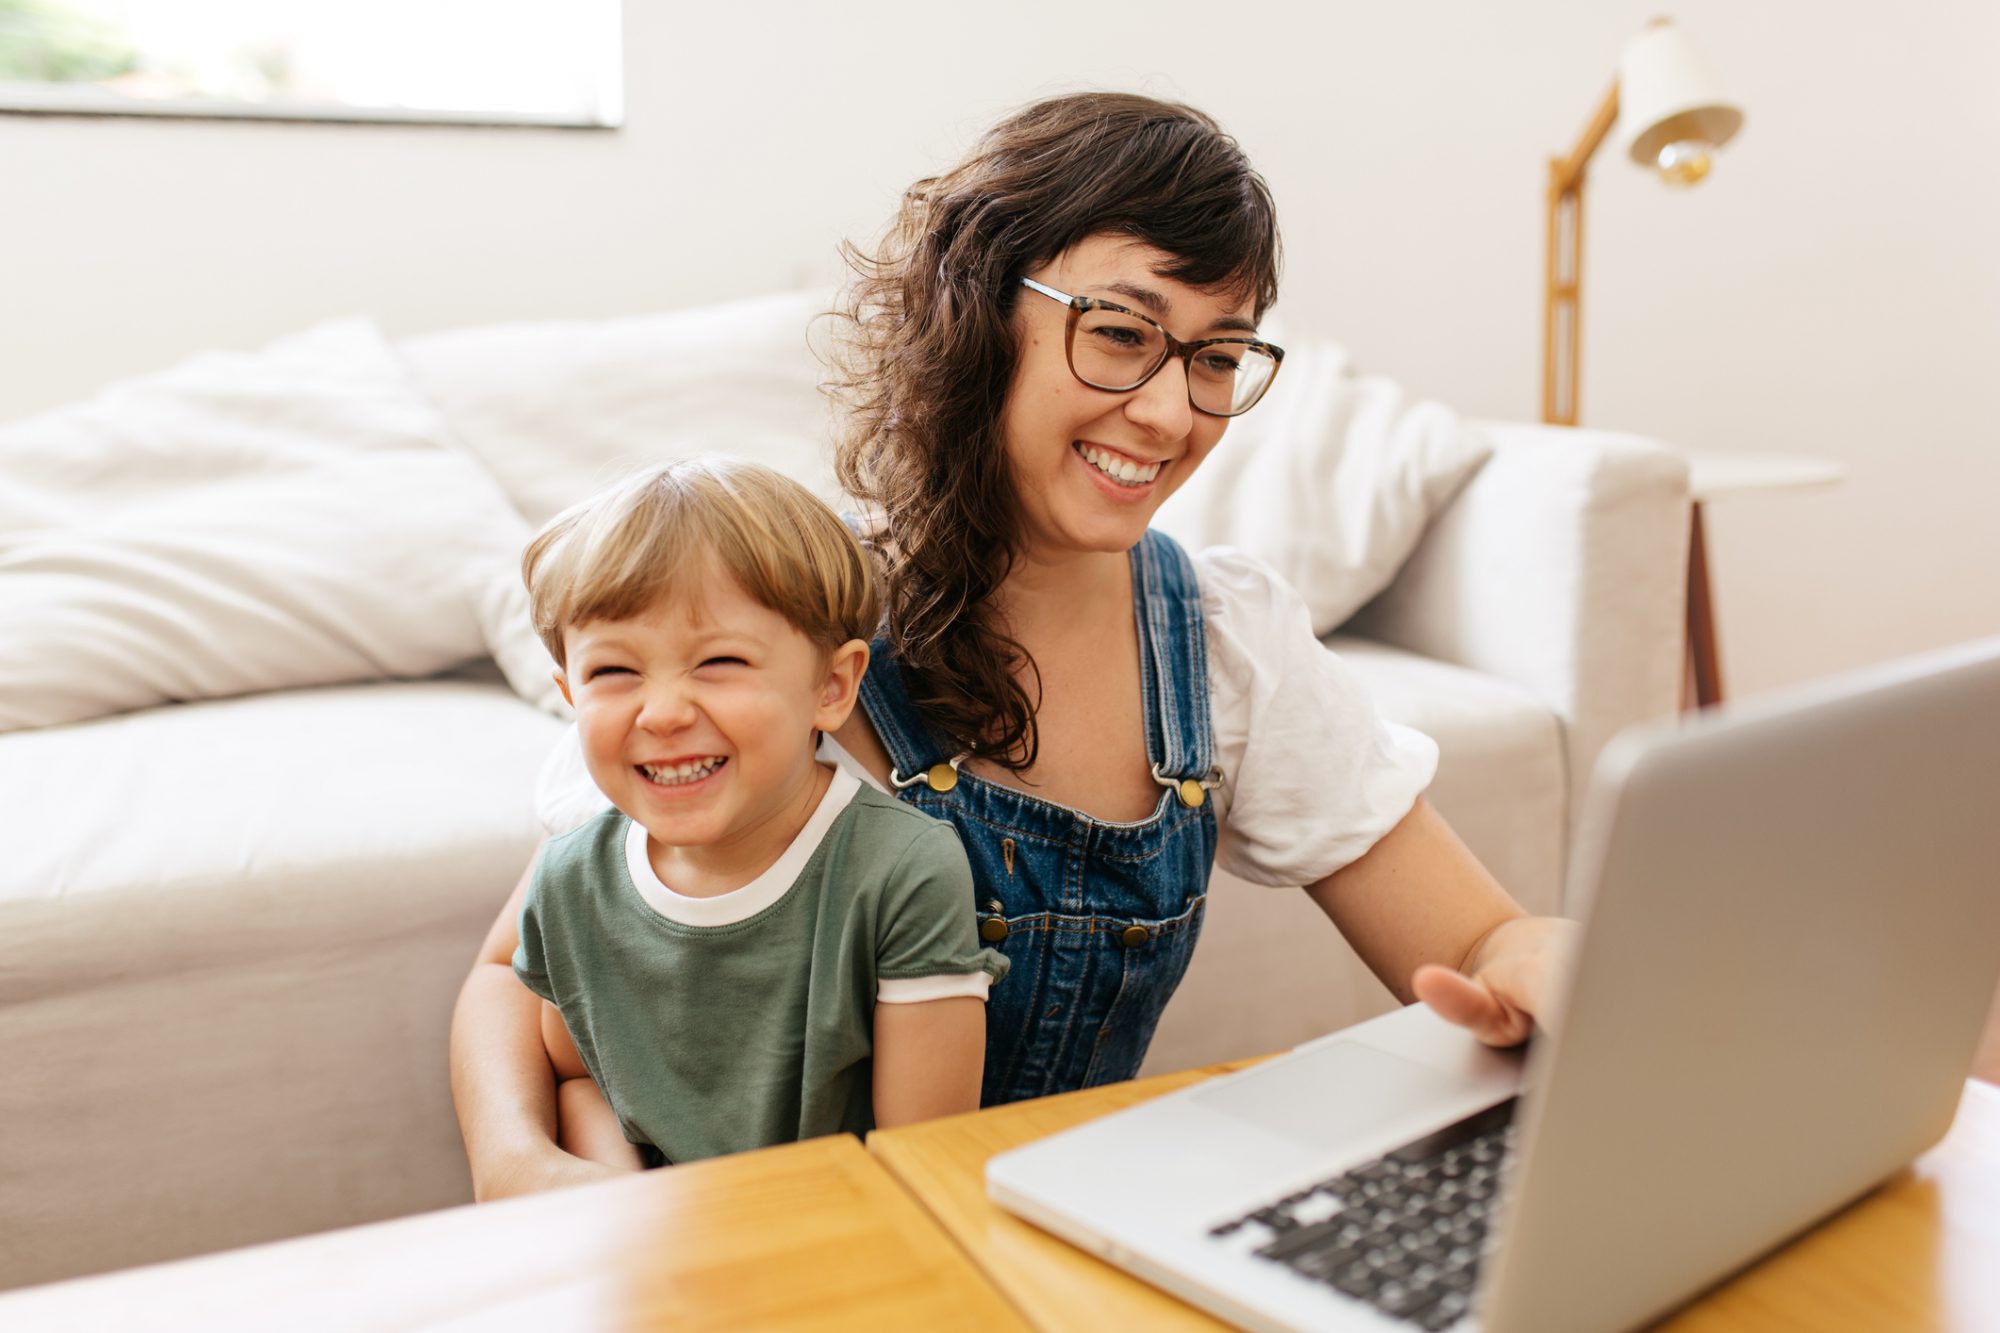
[1190,1042,1466,1151]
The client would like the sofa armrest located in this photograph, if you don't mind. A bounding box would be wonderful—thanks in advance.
[1344,423,1691,842]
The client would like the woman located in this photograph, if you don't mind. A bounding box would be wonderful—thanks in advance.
[451,91,1572,1198]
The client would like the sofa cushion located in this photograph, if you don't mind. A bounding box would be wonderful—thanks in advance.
[0,676,563,1286]
[0,320,538,734]
[0,674,564,904]
[398,290,842,527]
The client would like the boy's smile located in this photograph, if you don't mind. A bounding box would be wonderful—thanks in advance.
[556,566,866,897]
[638,756,728,787]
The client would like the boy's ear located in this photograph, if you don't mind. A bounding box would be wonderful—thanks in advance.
[813,639,870,732]
[554,669,573,709]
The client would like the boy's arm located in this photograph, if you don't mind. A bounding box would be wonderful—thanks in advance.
[871,996,985,1128]
[869,822,999,1128]
[449,849,623,1199]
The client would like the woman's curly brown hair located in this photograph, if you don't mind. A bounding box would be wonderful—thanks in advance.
[826,91,1281,771]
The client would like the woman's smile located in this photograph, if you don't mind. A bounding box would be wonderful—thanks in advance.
[1071,440,1166,501]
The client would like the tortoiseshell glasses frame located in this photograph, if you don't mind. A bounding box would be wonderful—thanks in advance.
[1019,276,1285,418]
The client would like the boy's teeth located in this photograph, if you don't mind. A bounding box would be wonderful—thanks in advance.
[643,757,725,785]
[1078,444,1161,486]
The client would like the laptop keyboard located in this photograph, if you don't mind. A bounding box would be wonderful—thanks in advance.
[1206,1098,1518,1331]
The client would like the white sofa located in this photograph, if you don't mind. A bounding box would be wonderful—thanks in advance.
[0,303,1689,1291]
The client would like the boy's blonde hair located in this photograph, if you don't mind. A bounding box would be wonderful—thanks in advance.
[524,458,880,670]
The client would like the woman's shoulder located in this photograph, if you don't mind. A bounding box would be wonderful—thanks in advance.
[1186,544,1318,654]
[1181,543,1441,885]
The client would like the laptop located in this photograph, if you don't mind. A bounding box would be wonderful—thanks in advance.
[987,637,2000,1333]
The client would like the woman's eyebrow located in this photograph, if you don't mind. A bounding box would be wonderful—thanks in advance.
[1103,279,1258,335]
[1105,279,1172,316]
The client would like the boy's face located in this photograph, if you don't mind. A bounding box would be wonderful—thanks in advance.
[556,568,864,862]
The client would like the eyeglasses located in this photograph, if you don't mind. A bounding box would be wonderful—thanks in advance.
[1019,277,1284,418]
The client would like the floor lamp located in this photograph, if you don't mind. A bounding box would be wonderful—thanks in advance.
[1543,17,1744,706]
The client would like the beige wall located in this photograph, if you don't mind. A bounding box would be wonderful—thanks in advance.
[3,0,1994,696]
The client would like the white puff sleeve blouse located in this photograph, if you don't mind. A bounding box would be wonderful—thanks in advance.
[1196,547,1437,886]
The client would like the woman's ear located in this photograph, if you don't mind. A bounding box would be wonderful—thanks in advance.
[813,639,870,732]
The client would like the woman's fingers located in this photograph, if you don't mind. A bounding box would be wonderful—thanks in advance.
[1412,962,1533,1048]
[1412,963,1499,1029]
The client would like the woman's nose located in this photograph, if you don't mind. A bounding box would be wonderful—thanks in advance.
[1124,355,1195,441]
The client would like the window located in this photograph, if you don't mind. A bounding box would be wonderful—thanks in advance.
[0,0,622,127]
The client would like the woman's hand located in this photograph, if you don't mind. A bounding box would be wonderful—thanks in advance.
[1411,916,1579,1047]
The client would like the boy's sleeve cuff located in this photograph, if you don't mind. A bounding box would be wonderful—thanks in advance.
[876,971,993,1004]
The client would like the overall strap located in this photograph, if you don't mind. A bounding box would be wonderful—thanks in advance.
[858,635,953,780]
[1132,529,1214,784]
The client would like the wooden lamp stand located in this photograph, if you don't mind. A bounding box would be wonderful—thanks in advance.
[1540,19,1743,707]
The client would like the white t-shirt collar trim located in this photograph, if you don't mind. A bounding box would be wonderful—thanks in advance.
[623,767,863,927]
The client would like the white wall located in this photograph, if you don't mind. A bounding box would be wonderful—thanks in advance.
[3,1,1995,695]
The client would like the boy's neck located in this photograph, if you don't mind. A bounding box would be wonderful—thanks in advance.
[643,760,837,899]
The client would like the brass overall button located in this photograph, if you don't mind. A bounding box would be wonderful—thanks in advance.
[979,916,1010,943]
[1118,924,1150,948]
[925,763,958,793]
[1177,778,1207,808]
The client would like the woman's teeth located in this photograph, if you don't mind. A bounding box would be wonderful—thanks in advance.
[642,757,726,785]
[1076,444,1161,486]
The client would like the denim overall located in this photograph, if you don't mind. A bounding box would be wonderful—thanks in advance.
[859,529,1220,1105]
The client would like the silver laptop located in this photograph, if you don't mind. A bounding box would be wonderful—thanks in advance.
[988,637,2000,1333]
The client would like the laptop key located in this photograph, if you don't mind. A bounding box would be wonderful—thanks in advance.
[1282,1247,1349,1282]
[1375,1256,1418,1284]
[1251,1207,1299,1232]
[1375,1281,1445,1321]
[1255,1213,1359,1263]
[1419,1290,1475,1330]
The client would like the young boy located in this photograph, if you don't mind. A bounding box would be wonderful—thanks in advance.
[514,458,1006,1169]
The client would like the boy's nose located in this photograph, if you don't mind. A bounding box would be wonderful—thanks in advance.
[636,683,699,731]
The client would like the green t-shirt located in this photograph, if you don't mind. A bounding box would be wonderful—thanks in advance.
[514,770,1006,1164]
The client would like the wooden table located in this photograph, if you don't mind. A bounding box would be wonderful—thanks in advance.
[5,1071,1990,1331]
[0,1134,1026,1331]
[869,1065,2000,1332]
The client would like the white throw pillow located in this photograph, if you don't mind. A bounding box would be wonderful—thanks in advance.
[0,319,544,733]
[400,290,844,718]
[399,289,842,527]
[1153,340,1494,635]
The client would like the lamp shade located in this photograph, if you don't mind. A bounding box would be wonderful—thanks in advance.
[1618,19,1744,174]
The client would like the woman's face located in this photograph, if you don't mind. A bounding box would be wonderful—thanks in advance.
[999,233,1257,561]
